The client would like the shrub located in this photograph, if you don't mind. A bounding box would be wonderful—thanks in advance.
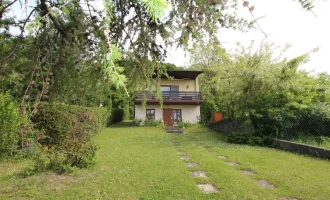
[0,92,21,157]
[133,118,143,126]
[287,104,330,138]
[31,103,109,172]
[227,131,273,146]
[178,121,195,129]
[144,118,162,126]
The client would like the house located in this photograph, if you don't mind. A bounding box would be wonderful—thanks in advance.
[134,70,203,126]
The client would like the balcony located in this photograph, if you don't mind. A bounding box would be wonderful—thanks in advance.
[135,91,203,105]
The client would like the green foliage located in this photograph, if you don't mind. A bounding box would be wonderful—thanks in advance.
[0,92,21,157]
[144,119,163,127]
[191,42,330,143]
[133,118,143,126]
[178,121,194,129]
[30,103,109,172]
[141,0,169,21]
[133,118,163,127]
[227,131,273,146]
[109,108,124,124]
[292,135,330,149]
[283,103,330,138]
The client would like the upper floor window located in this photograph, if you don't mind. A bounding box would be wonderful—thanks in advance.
[161,86,179,99]
[146,109,155,119]
[161,85,179,92]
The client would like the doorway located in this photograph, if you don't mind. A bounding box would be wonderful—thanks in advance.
[163,108,173,126]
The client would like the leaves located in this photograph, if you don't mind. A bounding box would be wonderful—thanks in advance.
[140,0,169,21]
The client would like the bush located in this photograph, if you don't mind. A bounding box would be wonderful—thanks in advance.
[287,104,330,138]
[227,131,273,146]
[292,135,330,149]
[178,121,195,129]
[0,92,22,157]
[31,103,109,172]
[133,118,143,126]
[144,119,162,126]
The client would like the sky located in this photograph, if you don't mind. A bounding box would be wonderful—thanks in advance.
[6,0,330,74]
[165,0,330,74]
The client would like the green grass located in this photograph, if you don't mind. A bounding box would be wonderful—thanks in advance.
[290,135,330,149]
[1,125,330,199]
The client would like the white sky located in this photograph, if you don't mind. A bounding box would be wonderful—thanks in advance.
[165,0,330,74]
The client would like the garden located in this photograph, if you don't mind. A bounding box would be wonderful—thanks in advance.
[1,124,329,199]
[1,0,330,199]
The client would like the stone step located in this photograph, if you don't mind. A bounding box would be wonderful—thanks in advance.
[165,126,185,133]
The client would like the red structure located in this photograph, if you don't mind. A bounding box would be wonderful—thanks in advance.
[211,112,223,123]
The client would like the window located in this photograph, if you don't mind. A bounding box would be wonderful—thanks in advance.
[161,86,179,99]
[173,109,182,123]
[161,85,179,92]
[146,109,155,119]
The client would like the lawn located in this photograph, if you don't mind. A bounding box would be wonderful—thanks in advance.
[1,123,330,199]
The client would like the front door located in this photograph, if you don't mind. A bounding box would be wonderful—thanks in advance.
[163,108,173,126]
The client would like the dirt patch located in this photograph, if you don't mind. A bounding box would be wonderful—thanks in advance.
[45,174,77,191]
[255,180,275,188]
[217,155,227,159]
[226,161,239,166]
[279,198,300,200]
[189,171,208,178]
[197,184,219,193]
[24,173,78,192]
[185,162,200,167]
[240,170,254,175]
[180,156,191,161]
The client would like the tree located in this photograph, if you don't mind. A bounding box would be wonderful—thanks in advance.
[190,42,316,123]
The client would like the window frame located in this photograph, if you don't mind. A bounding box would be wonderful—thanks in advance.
[173,109,182,123]
[146,109,155,119]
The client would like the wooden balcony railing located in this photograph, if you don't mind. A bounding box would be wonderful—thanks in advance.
[135,91,203,101]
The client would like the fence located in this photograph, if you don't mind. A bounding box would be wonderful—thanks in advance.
[280,109,330,150]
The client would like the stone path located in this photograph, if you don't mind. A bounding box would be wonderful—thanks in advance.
[240,170,255,175]
[170,136,290,197]
[189,171,208,178]
[185,162,200,167]
[226,161,239,166]
[255,180,275,188]
[171,138,219,194]
[197,184,219,193]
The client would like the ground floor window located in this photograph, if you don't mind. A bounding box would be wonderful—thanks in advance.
[146,109,155,119]
[173,109,182,123]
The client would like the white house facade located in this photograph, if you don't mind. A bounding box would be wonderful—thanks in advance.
[134,70,203,126]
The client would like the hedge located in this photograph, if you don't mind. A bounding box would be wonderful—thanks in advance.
[30,103,110,172]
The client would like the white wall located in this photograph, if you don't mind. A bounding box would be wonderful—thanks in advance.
[149,78,199,92]
[135,104,200,123]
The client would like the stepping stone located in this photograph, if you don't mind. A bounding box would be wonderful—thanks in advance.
[217,155,227,159]
[189,171,208,178]
[197,184,219,193]
[240,170,254,175]
[172,141,180,145]
[226,161,239,166]
[255,180,275,188]
[180,156,191,161]
[185,162,200,167]
[177,152,185,155]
